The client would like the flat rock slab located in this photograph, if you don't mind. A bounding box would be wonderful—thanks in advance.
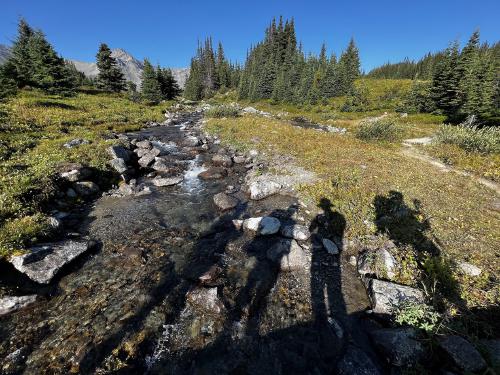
[213,192,239,211]
[151,176,183,187]
[9,240,93,284]
[439,335,487,373]
[368,279,424,314]
[0,295,37,316]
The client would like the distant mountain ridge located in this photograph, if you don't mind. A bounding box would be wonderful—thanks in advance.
[0,44,189,88]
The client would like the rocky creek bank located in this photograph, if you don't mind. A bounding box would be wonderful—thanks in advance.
[0,106,496,375]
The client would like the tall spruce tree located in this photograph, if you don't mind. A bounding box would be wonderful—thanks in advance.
[96,44,125,92]
[140,59,162,104]
[10,19,34,88]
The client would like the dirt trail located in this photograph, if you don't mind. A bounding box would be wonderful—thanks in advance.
[402,137,500,195]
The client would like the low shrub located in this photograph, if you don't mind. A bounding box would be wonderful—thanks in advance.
[205,105,239,118]
[356,117,404,141]
[434,124,500,154]
[394,301,442,333]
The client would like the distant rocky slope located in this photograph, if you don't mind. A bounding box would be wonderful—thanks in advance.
[0,45,189,88]
[71,48,189,88]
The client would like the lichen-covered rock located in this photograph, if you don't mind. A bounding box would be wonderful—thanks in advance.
[151,176,183,187]
[248,180,282,200]
[138,148,161,167]
[212,154,233,168]
[109,158,129,174]
[58,163,93,182]
[107,145,131,162]
[457,261,482,277]
[199,167,227,180]
[368,279,425,314]
[9,240,94,284]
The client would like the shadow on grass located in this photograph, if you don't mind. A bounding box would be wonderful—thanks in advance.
[33,101,78,110]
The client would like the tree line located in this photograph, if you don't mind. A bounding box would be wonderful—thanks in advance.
[184,17,361,105]
[0,19,182,103]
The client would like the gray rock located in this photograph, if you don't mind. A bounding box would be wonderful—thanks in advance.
[135,140,152,149]
[107,145,131,162]
[457,261,482,277]
[212,154,233,167]
[47,216,61,230]
[0,295,38,316]
[280,224,311,241]
[232,219,244,230]
[66,188,77,198]
[9,240,93,284]
[439,335,487,373]
[243,216,281,235]
[248,180,282,200]
[199,167,227,180]
[368,279,425,314]
[183,136,201,147]
[59,164,92,182]
[338,345,381,375]
[322,238,339,254]
[370,328,425,367]
[138,148,161,167]
[63,138,89,148]
[135,147,150,158]
[151,176,183,187]
[233,156,246,164]
[151,157,173,172]
[73,181,100,196]
[109,158,129,174]
[358,248,397,280]
[267,238,310,271]
[213,192,239,211]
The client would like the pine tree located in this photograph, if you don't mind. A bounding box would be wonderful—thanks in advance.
[10,19,34,88]
[337,38,360,95]
[184,57,203,100]
[140,59,162,104]
[0,61,18,100]
[96,44,125,92]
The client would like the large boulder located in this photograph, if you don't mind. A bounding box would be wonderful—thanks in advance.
[370,328,425,367]
[109,158,129,174]
[9,240,94,284]
[213,192,239,211]
[438,335,487,373]
[0,295,37,316]
[243,216,281,235]
[280,224,311,241]
[267,238,310,271]
[152,157,175,172]
[248,180,282,200]
[368,279,425,314]
[358,248,397,280]
[107,145,131,162]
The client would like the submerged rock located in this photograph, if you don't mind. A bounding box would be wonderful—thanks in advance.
[370,328,425,367]
[9,240,94,284]
[243,216,281,235]
[368,279,425,314]
[248,180,282,200]
[213,192,239,211]
[438,335,487,373]
[0,295,37,316]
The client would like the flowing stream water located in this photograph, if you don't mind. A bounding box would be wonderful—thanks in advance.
[0,111,376,374]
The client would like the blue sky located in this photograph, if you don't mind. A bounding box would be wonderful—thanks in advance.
[1,0,499,72]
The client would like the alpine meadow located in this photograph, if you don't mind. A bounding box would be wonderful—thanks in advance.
[0,3,499,375]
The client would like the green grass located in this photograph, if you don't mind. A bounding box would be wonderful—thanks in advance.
[356,117,405,142]
[204,114,499,321]
[434,124,500,154]
[205,104,240,118]
[0,90,166,257]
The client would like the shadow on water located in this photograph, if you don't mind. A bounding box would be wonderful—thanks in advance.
[146,200,376,374]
